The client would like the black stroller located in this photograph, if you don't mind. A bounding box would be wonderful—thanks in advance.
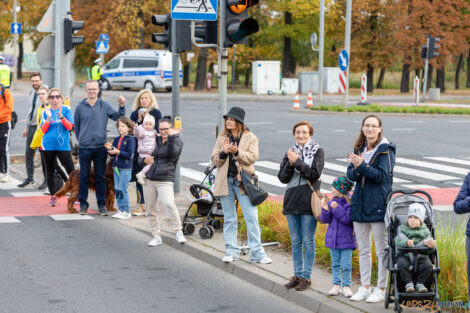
[182,164,224,239]
[384,190,441,313]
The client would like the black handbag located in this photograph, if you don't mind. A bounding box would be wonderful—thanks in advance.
[238,168,268,206]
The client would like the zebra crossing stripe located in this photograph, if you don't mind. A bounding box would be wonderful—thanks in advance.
[0,217,21,223]
[424,157,470,167]
[180,167,206,182]
[50,214,94,221]
[396,157,468,175]
[332,160,410,183]
[393,165,457,181]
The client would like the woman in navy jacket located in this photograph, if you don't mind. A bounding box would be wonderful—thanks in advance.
[453,172,470,298]
[346,115,395,303]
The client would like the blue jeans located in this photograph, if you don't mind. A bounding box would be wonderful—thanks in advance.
[285,214,317,279]
[114,169,132,213]
[220,178,267,262]
[78,147,108,207]
[330,248,353,287]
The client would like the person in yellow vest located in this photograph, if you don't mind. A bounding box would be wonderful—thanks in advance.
[0,57,12,88]
[91,59,103,82]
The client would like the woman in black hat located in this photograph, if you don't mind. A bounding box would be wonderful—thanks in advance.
[211,107,272,264]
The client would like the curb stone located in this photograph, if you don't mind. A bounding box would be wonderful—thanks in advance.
[289,108,470,119]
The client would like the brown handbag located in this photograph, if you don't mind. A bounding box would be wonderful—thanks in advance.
[306,180,327,223]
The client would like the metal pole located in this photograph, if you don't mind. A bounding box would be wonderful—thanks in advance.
[343,0,352,107]
[318,0,324,104]
[217,0,228,136]
[421,36,430,102]
[54,0,61,88]
[62,1,71,98]
[231,45,236,92]
[12,0,18,90]
[171,19,181,193]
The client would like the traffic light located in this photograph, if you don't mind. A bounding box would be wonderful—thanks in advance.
[152,14,171,50]
[427,36,440,59]
[64,18,84,54]
[152,14,192,53]
[195,21,218,45]
[224,0,260,47]
[420,45,427,60]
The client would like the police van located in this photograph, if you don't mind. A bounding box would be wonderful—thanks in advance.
[101,49,182,92]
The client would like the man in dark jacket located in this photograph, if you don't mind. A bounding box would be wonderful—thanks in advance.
[74,80,126,215]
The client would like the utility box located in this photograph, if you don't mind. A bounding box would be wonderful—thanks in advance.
[429,88,440,101]
[298,72,319,94]
[281,78,298,94]
[252,61,281,95]
[323,67,340,94]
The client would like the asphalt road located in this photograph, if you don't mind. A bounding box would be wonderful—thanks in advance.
[0,215,311,313]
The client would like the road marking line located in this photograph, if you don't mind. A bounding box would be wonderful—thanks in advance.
[276,130,291,133]
[334,129,346,132]
[449,120,470,123]
[396,157,468,175]
[0,217,21,223]
[50,214,94,221]
[424,156,470,167]
[393,165,458,181]
[401,184,437,189]
[402,121,425,123]
[180,167,206,182]
[326,161,410,183]
[249,122,274,125]
[0,177,23,190]
[11,192,46,197]
[391,128,416,131]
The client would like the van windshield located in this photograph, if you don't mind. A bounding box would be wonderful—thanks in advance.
[123,59,158,68]
[106,59,120,70]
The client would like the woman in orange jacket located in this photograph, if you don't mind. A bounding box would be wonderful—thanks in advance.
[0,85,13,182]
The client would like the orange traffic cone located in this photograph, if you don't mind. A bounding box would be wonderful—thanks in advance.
[292,92,300,110]
[306,90,313,108]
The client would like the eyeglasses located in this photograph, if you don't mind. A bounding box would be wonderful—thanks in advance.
[363,124,379,129]
[49,95,60,99]
[159,128,170,132]
[86,88,98,91]
[295,131,310,135]
[38,93,47,96]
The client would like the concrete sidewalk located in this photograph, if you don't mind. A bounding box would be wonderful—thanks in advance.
[8,161,418,313]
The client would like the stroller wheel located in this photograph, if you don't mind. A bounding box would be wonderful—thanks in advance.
[211,220,222,229]
[207,225,215,238]
[183,223,195,235]
[199,226,212,239]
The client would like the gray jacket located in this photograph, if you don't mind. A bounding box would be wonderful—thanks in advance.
[27,86,47,126]
[74,98,125,149]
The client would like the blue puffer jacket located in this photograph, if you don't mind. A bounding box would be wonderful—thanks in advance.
[110,135,135,169]
[454,172,470,236]
[347,139,396,223]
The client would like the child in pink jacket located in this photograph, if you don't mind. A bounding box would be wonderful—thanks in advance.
[134,114,157,185]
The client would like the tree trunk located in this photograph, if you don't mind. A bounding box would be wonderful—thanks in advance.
[282,12,296,78]
[376,68,385,89]
[17,40,23,79]
[183,63,189,87]
[400,63,410,93]
[366,64,374,93]
[467,50,470,88]
[436,66,445,93]
[245,65,251,88]
[194,48,208,91]
[455,54,463,90]
[138,9,144,49]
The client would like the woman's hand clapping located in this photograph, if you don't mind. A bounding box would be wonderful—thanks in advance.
[348,153,364,168]
[223,138,237,154]
[287,149,298,165]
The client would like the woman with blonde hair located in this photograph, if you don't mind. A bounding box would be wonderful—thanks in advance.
[130,89,162,216]
[40,88,75,207]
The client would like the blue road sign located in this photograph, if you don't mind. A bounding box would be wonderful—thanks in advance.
[96,41,109,54]
[99,33,109,41]
[338,49,349,71]
[171,0,217,21]
[11,23,22,35]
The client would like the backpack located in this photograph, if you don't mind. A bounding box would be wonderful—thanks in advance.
[0,84,17,129]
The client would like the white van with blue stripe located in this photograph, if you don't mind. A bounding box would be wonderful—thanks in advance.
[101,49,182,92]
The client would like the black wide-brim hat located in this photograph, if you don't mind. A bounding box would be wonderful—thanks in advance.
[223,107,245,124]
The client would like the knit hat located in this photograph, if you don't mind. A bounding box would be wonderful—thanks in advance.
[223,107,245,124]
[143,114,155,125]
[332,176,354,194]
[408,203,426,224]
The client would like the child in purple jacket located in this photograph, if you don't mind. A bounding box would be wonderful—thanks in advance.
[320,176,356,298]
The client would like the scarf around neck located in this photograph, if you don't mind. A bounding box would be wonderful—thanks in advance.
[291,138,320,167]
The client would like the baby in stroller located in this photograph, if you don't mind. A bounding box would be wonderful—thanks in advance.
[394,203,436,293]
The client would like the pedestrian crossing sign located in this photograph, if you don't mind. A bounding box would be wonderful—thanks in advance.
[96,41,109,54]
[171,0,217,21]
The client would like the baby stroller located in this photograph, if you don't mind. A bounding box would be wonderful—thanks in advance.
[182,163,224,239]
[384,190,441,313]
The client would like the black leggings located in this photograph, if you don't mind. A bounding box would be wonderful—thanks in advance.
[43,150,75,195]
[0,122,10,174]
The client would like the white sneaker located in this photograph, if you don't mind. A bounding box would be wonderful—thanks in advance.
[1,174,11,183]
[112,211,123,219]
[175,230,186,244]
[342,286,354,298]
[328,285,342,296]
[136,171,146,185]
[256,256,272,264]
[350,286,371,301]
[222,255,239,263]
[117,212,131,219]
[148,235,162,247]
[366,287,385,303]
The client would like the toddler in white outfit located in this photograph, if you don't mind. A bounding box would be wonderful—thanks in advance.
[134,114,158,185]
